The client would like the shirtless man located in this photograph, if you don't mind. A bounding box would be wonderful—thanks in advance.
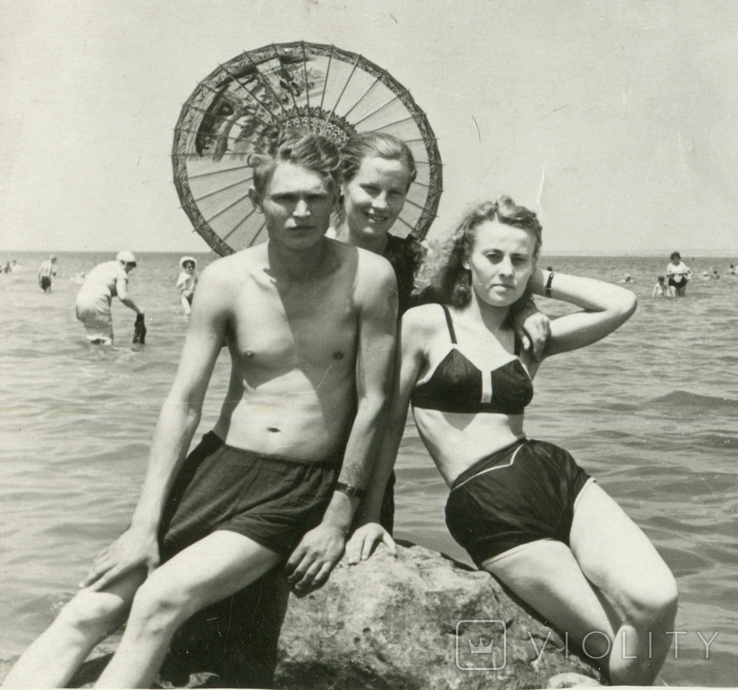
[3,133,397,688]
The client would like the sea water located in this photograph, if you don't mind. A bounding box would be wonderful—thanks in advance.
[0,251,736,685]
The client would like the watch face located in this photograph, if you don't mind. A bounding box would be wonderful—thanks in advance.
[336,482,364,498]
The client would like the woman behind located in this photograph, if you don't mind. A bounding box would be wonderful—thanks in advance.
[330,132,424,315]
[348,197,677,685]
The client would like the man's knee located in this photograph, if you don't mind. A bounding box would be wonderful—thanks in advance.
[128,575,196,634]
[56,589,128,636]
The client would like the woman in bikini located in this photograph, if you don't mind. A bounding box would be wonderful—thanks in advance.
[333,134,549,535]
[348,197,678,685]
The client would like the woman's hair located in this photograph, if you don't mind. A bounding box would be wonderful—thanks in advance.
[416,196,542,308]
[670,251,681,262]
[249,127,342,198]
[340,132,417,189]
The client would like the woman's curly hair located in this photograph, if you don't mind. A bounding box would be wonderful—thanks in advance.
[416,196,542,308]
[249,126,342,198]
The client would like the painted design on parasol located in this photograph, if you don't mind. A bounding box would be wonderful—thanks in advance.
[172,41,443,255]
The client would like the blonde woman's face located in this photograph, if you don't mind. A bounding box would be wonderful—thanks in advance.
[465,220,536,307]
[342,156,410,239]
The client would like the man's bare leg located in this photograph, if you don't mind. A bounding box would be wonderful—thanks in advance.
[3,571,145,688]
[94,531,282,689]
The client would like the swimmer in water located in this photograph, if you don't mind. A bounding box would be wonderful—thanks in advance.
[665,251,692,296]
[652,275,670,298]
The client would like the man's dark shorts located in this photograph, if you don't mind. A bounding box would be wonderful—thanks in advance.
[158,432,340,562]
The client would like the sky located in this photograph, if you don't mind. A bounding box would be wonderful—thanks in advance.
[1,0,738,255]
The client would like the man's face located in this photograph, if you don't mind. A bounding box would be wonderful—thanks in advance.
[253,162,336,251]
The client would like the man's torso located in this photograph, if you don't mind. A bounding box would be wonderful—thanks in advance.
[218,241,365,462]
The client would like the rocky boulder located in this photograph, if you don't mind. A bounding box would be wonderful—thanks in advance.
[274,540,600,689]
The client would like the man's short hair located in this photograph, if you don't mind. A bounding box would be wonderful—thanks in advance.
[249,128,342,199]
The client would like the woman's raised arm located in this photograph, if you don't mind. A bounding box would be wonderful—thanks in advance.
[529,267,637,359]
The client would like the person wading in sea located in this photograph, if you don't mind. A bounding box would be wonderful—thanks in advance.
[74,251,144,345]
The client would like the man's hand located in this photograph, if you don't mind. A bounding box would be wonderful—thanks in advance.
[345,522,396,565]
[79,527,160,591]
[285,523,347,595]
[513,300,551,361]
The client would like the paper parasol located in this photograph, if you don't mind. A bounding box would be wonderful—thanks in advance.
[172,41,443,255]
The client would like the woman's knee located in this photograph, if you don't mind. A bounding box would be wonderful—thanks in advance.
[620,570,678,628]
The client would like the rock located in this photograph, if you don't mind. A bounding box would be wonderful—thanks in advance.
[273,541,602,690]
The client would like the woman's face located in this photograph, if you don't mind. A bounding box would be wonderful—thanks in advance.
[342,156,411,239]
[466,220,536,308]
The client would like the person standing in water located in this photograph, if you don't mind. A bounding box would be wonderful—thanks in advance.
[348,197,677,685]
[37,255,57,292]
[3,132,397,689]
[74,251,143,345]
[666,251,692,296]
[176,256,198,316]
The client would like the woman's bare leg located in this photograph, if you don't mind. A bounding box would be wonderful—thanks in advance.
[94,531,282,689]
[570,483,678,685]
[483,539,620,674]
[3,570,145,688]
[180,295,192,316]
[484,483,677,685]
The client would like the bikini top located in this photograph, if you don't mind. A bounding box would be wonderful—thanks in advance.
[411,305,534,415]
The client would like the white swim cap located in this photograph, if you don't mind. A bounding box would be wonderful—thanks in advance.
[180,256,197,269]
[116,250,137,265]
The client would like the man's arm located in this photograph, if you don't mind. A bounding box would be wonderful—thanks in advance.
[345,309,428,563]
[286,254,398,593]
[81,264,231,590]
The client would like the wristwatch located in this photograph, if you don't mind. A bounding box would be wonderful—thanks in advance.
[334,481,366,499]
